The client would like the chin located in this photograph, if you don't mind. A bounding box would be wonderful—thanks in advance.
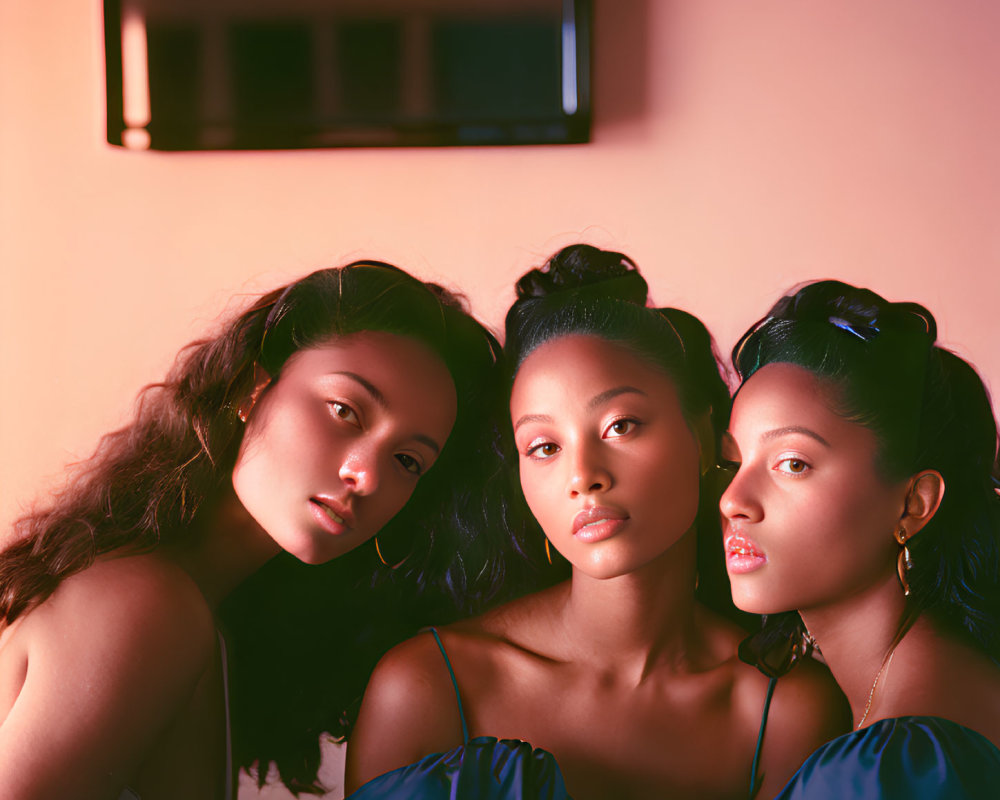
[727,581,779,615]
[573,557,644,581]
[272,533,338,566]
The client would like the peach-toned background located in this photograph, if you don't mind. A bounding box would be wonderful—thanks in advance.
[2,1,999,796]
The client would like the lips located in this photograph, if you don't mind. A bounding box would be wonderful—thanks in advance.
[309,496,355,535]
[724,531,767,574]
[572,506,629,542]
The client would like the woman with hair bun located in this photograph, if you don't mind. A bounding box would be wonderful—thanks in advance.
[0,261,511,799]
[345,246,848,799]
[721,280,1000,798]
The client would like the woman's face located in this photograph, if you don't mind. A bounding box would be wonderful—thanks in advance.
[511,334,703,579]
[232,331,457,565]
[720,362,906,615]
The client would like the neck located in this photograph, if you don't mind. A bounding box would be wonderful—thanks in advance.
[560,527,704,682]
[800,574,909,728]
[165,485,281,610]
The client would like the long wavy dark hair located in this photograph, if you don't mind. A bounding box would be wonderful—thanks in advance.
[502,244,750,625]
[733,279,1000,674]
[1,261,523,793]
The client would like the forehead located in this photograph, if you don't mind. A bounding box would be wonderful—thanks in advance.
[284,331,456,404]
[731,362,875,447]
[733,363,831,419]
[511,334,679,410]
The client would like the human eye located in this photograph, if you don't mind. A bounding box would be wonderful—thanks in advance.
[395,453,424,476]
[329,401,361,427]
[525,439,560,460]
[603,416,639,439]
[775,456,810,476]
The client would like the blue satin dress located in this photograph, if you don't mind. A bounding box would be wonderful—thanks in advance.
[347,628,777,799]
[774,716,1000,799]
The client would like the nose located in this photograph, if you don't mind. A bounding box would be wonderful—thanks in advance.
[719,466,761,523]
[339,444,381,496]
[567,440,613,497]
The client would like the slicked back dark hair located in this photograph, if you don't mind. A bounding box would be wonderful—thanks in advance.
[504,244,750,625]
[733,279,1000,671]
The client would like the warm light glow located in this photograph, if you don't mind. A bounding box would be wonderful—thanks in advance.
[561,0,578,115]
[122,128,152,150]
[121,7,151,130]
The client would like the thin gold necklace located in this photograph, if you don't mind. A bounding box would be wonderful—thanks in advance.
[856,646,897,729]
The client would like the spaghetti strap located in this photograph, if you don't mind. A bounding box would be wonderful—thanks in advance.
[427,627,470,744]
[748,676,777,799]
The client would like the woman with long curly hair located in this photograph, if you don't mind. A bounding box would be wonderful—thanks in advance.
[0,260,515,799]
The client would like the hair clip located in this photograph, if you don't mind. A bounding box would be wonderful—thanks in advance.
[828,315,880,342]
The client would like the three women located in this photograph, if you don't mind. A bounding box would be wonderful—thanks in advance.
[5,251,996,799]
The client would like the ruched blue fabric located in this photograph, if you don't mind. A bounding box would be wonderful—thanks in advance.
[346,735,571,799]
[775,716,1000,799]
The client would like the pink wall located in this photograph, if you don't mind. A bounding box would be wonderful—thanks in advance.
[3,0,999,539]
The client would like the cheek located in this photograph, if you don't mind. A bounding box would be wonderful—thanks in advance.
[519,464,560,531]
[635,440,702,516]
[233,399,328,488]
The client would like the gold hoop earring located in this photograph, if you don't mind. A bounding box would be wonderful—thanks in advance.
[544,538,553,565]
[894,526,913,596]
[375,536,407,570]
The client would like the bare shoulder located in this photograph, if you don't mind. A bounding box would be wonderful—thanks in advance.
[346,589,567,791]
[742,656,852,798]
[31,553,215,667]
[765,656,852,742]
[345,629,468,792]
[0,553,216,798]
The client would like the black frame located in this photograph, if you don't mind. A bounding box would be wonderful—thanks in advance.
[104,0,591,151]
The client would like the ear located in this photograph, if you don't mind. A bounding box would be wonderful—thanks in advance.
[692,410,716,477]
[899,470,945,541]
[237,364,273,423]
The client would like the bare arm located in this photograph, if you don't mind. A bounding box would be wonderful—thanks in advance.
[0,558,215,800]
[344,631,468,793]
[754,657,852,799]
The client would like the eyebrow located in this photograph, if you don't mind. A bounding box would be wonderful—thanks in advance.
[513,385,647,433]
[335,371,386,408]
[762,425,831,448]
[588,385,647,410]
[513,413,552,433]
[334,371,441,455]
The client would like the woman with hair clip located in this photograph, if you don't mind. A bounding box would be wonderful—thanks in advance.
[721,280,1000,798]
[0,261,511,799]
[345,245,848,799]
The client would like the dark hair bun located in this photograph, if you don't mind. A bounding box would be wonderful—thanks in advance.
[766,280,937,346]
[514,244,649,306]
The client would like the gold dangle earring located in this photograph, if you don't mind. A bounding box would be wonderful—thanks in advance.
[894,526,913,596]
[544,538,553,565]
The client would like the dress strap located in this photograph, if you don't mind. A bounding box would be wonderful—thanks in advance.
[428,627,470,744]
[748,676,778,799]
[217,631,234,800]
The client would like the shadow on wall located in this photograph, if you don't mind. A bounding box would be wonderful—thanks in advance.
[593,0,651,129]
